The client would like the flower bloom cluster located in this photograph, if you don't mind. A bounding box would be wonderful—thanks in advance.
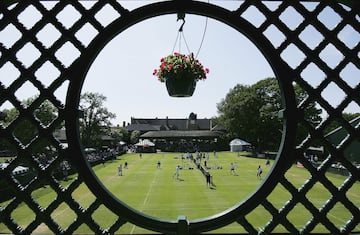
[153,52,209,82]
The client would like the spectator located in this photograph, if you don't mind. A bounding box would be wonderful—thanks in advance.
[257,165,263,179]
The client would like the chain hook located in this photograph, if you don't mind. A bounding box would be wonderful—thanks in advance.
[177,12,185,32]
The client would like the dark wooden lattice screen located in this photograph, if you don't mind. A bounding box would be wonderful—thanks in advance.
[0,0,359,234]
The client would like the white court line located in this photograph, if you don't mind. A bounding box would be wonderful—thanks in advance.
[327,213,347,223]
[130,170,159,234]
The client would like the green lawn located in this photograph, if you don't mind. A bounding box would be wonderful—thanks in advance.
[1,151,359,234]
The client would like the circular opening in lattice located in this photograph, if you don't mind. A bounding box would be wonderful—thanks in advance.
[77,14,288,220]
[64,2,298,232]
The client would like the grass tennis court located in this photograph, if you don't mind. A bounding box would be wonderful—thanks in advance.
[1,151,359,234]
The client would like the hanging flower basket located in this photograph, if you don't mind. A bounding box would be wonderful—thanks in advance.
[165,76,196,97]
[153,52,209,97]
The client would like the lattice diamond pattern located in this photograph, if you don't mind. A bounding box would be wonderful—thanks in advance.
[17,5,43,30]
[245,204,273,232]
[317,6,343,31]
[54,41,81,68]
[0,62,21,88]
[56,5,82,30]
[241,5,266,28]
[94,4,121,27]
[299,25,324,50]
[0,0,359,234]
[0,23,22,49]
[300,62,326,88]
[35,61,61,88]
[16,42,41,68]
[279,6,304,31]
[36,23,62,49]
[75,22,98,47]
[263,24,286,48]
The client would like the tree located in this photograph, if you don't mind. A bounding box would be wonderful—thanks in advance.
[111,126,130,143]
[217,77,322,152]
[79,92,116,148]
[130,130,141,144]
[217,84,263,149]
[324,112,360,134]
[0,98,61,154]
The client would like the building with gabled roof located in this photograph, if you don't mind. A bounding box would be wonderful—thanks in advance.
[125,112,218,132]
[125,112,226,152]
[325,116,360,163]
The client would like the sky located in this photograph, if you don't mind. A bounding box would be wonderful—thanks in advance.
[83,1,275,125]
[0,1,359,126]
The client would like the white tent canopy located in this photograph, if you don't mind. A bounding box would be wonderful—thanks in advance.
[229,138,251,152]
[135,139,155,147]
[0,163,29,175]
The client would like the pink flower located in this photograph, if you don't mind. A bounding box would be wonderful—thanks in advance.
[160,62,167,71]
[153,52,209,82]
